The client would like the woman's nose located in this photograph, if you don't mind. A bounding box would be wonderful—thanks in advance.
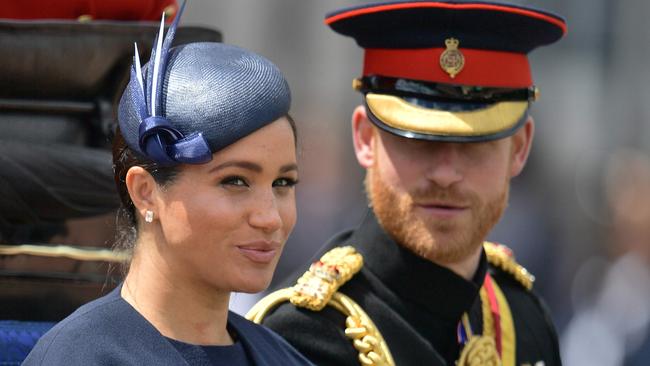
[248,192,283,233]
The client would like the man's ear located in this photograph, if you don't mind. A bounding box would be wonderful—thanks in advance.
[509,117,535,178]
[352,105,376,169]
[125,166,158,222]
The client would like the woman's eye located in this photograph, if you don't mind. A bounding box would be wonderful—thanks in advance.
[273,177,298,188]
[221,176,248,187]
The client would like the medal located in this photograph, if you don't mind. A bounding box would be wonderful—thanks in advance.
[457,335,501,366]
[457,273,510,366]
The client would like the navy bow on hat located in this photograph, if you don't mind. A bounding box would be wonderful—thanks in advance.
[129,1,211,166]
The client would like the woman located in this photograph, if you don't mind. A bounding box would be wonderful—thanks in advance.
[23,4,312,366]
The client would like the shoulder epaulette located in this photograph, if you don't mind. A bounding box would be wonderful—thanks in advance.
[246,246,394,365]
[290,246,363,311]
[246,246,363,319]
[484,242,535,290]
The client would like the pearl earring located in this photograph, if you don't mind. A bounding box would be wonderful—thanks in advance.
[145,210,154,223]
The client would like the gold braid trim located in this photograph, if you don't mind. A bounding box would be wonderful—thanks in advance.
[246,287,295,324]
[331,292,394,366]
[0,244,129,263]
[459,276,517,366]
[484,242,535,291]
[457,335,500,366]
[457,297,501,366]
[290,246,363,311]
[479,287,495,339]
[492,279,516,366]
[246,246,395,366]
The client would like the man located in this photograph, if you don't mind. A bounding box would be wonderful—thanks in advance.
[248,1,566,365]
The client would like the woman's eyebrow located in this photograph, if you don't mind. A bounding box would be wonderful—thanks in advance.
[280,163,298,173]
[208,161,298,174]
[209,161,262,173]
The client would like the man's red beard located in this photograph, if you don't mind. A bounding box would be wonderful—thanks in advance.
[366,167,509,265]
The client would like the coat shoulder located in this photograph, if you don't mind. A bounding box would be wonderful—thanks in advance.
[228,311,316,365]
[22,293,125,365]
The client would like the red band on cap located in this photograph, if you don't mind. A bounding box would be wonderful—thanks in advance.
[364,48,532,88]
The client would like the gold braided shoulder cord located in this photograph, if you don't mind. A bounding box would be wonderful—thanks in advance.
[484,242,535,291]
[247,289,395,366]
[456,285,503,366]
[331,292,394,366]
[246,246,395,366]
[246,287,294,324]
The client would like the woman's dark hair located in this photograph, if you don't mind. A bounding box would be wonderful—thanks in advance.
[111,126,181,259]
[111,115,297,258]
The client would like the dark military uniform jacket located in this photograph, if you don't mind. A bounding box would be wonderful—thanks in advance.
[259,212,561,366]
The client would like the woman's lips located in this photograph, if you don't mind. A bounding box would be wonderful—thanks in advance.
[236,241,280,264]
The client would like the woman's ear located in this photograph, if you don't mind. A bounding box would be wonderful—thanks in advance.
[352,105,376,169]
[509,117,535,178]
[125,166,158,222]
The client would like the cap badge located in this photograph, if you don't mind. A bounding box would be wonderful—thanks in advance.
[440,38,465,79]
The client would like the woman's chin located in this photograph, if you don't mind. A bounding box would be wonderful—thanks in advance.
[233,277,273,294]
[235,284,269,294]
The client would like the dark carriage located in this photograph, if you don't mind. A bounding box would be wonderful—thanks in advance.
[0,17,220,364]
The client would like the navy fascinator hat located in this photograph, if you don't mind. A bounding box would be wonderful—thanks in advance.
[118,2,291,166]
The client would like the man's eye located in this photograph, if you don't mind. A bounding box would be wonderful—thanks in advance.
[221,176,248,187]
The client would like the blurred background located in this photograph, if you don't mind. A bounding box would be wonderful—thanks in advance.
[2,1,649,365]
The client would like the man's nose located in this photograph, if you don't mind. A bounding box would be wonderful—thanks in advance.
[424,144,463,188]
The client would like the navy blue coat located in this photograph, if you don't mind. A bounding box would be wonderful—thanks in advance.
[22,286,313,365]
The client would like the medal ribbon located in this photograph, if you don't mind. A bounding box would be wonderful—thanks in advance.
[456,273,502,354]
[482,273,502,355]
[457,313,473,344]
